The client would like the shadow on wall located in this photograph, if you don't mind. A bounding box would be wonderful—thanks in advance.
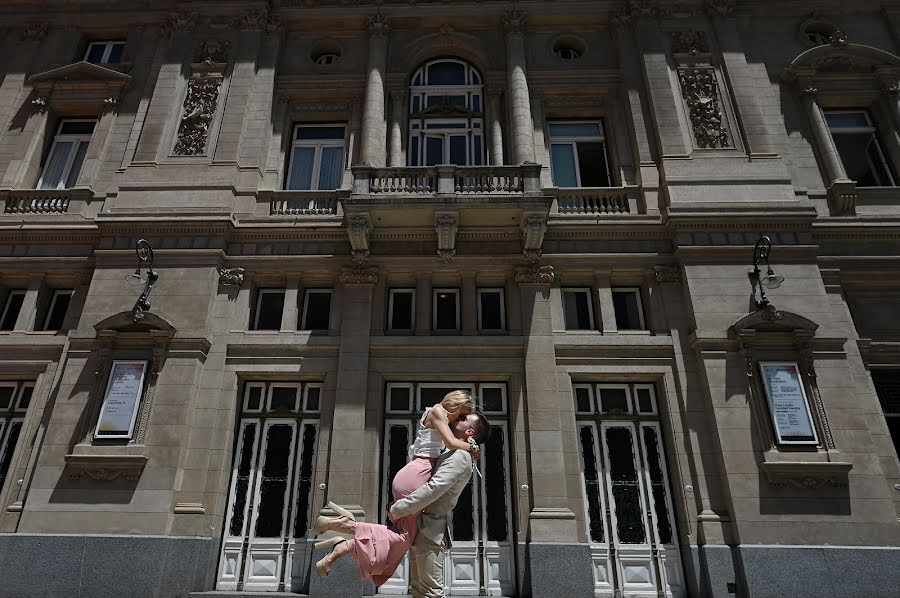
[49,472,139,504]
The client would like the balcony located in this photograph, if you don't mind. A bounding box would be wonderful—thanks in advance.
[1,188,95,217]
[549,186,642,215]
[255,189,345,219]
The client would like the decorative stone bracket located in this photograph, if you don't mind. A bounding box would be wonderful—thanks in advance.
[435,210,458,263]
[759,460,852,489]
[827,179,857,215]
[346,212,372,265]
[217,267,245,287]
[64,450,148,482]
[520,210,548,265]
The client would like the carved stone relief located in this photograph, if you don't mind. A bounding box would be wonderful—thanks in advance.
[347,214,372,265]
[653,264,682,284]
[195,39,231,65]
[677,66,731,149]
[671,31,709,56]
[435,211,458,263]
[515,264,555,286]
[218,267,245,287]
[520,212,548,265]
[173,77,223,156]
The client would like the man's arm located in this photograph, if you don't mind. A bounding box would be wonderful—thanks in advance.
[390,451,471,520]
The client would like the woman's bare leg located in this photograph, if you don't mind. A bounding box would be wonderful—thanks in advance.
[324,537,353,568]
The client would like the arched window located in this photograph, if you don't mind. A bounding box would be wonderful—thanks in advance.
[408,59,484,166]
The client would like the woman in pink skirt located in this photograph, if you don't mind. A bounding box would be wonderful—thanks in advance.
[313,390,480,585]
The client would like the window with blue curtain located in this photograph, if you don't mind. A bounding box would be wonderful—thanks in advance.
[285,125,346,190]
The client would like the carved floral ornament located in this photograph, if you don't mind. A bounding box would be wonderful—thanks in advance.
[677,66,731,149]
[173,77,223,156]
[612,0,735,25]
[435,211,458,264]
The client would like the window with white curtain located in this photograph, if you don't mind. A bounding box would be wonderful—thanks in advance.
[548,121,613,188]
[285,125,346,190]
[37,120,96,190]
[408,59,484,166]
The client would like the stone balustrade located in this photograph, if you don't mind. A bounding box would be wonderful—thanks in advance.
[550,186,641,215]
[269,190,340,216]
[352,163,543,197]
[1,188,94,216]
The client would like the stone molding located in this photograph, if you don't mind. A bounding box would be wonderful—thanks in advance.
[20,21,49,42]
[759,460,852,489]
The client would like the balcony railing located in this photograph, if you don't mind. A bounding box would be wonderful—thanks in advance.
[549,186,641,215]
[1,188,94,216]
[269,190,340,216]
[353,163,543,197]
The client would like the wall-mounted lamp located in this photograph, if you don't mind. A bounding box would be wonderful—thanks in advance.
[127,239,158,321]
[748,235,784,309]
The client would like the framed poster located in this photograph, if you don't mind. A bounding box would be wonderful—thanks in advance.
[758,362,818,445]
[94,360,148,439]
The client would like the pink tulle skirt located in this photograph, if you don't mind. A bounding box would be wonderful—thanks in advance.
[348,456,434,587]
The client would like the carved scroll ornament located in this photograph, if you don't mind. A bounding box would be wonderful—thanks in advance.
[173,77,223,156]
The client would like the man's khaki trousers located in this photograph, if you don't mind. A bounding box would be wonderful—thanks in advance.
[409,536,445,598]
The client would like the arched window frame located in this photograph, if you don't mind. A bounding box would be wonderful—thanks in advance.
[408,59,486,167]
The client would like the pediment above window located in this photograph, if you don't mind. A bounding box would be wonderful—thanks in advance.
[94,311,175,335]
[728,307,819,339]
[28,61,132,112]
[410,101,481,120]
[783,42,900,85]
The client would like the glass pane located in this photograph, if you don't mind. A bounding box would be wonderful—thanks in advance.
[246,386,263,411]
[612,291,643,330]
[865,137,895,186]
[449,136,466,165]
[0,387,14,410]
[435,291,458,330]
[287,147,315,190]
[59,121,96,135]
[303,292,332,331]
[642,426,673,544]
[317,146,344,190]
[549,123,602,138]
[833,134,878,187]
[0,294,25,331]
[39,142,73,189]
[599,387,630,414]
[85,44,106,63]
[425,136,443,166]
[296,126,345,140]
[605,426,646,544]
[15,386,33,411]
[229,422,258,536]
[106,43,125,63]
[0,421,22,491]
[419,387,457,411]
[472,95,481,113]
[293,424,317,537]
[563,291,592,330]
[575,387,593,413]
[579,426,605,543]
[390,291,413,330]
[872,371,900,415]
[389,386,411,412]
[255,424,294,537]
[577,142,612,187]
[550,144,578,188]
[65,141,89,188]
[255,292,285,331]
[304,387,321,412]
[409,135,420,166]
[825,112,870,129]
[452,479,475,541]
[385,425,411,523]
[479,291,503,330]
[412,96,421,114]
[472,136,483,166]
[481,387,503,412]
[636,388,655,414]
[45,293,72,330]
[484,426,509,541]
[427,61,466,85]
[269,387,298,412]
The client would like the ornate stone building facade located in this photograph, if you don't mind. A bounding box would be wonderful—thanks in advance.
[0,1,898,597]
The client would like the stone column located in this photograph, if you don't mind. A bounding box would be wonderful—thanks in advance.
[359,15,390,167]
[517,266,592,597]
[881,81,900,137]
[461,272,477,335]
[801,87,847,184]
[280,277,300,331]
[594,269,616,334]
[415,271,431,335]
[487,92,505,165]
[503,11,536,164]
[388,89,405,167]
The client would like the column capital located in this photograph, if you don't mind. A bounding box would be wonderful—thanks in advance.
[503,10,527,35]
[341,266,379,287]
[367,14,391,38]
[882,80,900,96]
[515,265,554,286]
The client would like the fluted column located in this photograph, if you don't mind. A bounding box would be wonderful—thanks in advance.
[360,15,389,166]
[503,11,536,164]
[487,92,505,165]
[801,86,847,184]
[388,89,405,167]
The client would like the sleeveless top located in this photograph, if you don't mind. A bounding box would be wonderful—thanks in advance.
[409,407,445,459]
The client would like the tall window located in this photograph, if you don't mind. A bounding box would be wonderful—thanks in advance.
[872,371,900,459]
[84,41,125,64]
[824,110,896,187]
[0,291,26,331]
[0,382,33,493]
[548,121,613,187]
[285,125,346,190]
[38,120,96,190]
[408,60,484,166]
[562,288,594,331]
[42,290,73,331]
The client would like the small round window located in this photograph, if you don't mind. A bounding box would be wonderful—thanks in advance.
[310,40,342,67]
[798,14,840,48]
[314,52,340,66]
[552,36,587,61]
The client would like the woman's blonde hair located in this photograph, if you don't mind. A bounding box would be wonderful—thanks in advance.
[441,390,475,414]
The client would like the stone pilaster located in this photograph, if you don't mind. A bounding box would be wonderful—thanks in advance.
[503,11,536,164]
[388,88,405,167]
[594,269,616,334]
[14,275,44,331]
[415,271,431,334]
[359,15,389,166]
[488,92,505,165]
[801,86,847,185]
